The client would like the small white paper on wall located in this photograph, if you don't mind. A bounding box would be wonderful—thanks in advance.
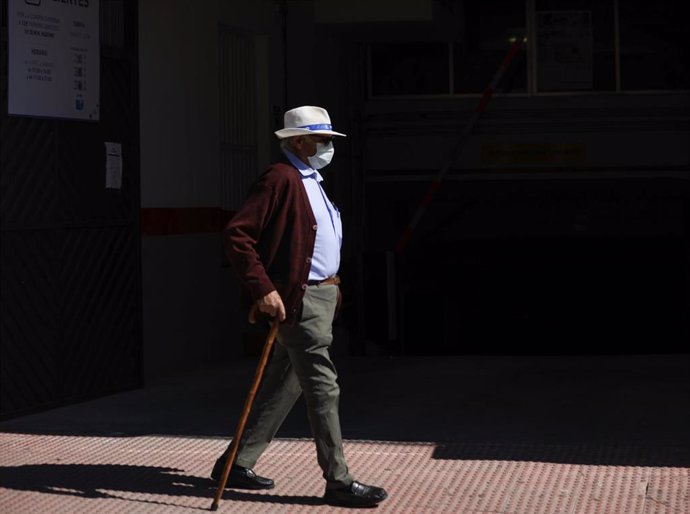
[105,142,122,189]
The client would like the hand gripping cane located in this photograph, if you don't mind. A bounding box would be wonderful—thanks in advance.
[210,307,280,511]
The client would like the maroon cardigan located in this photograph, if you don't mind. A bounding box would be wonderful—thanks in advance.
[223,161,317,325]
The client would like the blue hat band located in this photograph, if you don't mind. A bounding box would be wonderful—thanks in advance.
[298,123,332,131]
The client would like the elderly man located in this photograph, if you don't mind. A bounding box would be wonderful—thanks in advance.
[211,106,388,508]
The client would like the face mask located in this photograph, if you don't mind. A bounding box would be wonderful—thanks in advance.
[307,141,334,169]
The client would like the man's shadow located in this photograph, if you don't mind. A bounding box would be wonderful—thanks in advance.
[0,464,323,508]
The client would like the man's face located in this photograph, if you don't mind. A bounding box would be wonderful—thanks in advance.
[290,135,334,167]
[297,135,333,157]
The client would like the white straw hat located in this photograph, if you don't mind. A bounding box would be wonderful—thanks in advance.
[274,106,347,139]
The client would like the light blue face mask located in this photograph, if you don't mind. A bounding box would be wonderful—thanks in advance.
[307,141,334,169]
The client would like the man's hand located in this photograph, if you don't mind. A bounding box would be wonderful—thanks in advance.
[257,290,286,321]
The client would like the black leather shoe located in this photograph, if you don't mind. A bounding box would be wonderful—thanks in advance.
[210,459,274,490]
[324,480,388,507]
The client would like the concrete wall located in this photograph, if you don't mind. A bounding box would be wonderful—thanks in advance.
[138,0,280,381]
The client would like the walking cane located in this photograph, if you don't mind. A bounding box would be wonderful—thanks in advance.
[210,306,280,511]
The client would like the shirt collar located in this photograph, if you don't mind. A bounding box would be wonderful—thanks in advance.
[283,148,323,182]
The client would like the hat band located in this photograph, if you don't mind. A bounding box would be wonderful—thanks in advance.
[298,123,332,131]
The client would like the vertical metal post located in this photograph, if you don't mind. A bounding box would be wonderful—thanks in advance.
[527,0,537,95]
[614,0,621,92]
[448,41,455,95]
[385,250,397,342]
[281,0,288,109]
[351,42,368,355]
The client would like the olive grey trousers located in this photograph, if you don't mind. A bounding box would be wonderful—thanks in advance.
[220,283,353,489]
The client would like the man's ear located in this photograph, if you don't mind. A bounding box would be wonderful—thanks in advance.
[294,136,310,152]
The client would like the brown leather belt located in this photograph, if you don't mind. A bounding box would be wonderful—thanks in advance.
[307,275,341,287]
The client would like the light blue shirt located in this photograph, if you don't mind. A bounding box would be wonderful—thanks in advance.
[284,149,342,281]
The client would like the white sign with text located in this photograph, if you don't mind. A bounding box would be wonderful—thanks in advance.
[8,0,100,120]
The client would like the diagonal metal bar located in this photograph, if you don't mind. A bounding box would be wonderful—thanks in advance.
[395,37,525,254]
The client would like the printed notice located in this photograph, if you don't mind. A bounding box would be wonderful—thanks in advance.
[537,10,593,91]
[105,142,122,189]
[8,0,100,120]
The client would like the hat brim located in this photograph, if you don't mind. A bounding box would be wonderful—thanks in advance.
[275,128,347,139]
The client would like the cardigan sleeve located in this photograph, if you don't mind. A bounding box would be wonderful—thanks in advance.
[223,170,279,302]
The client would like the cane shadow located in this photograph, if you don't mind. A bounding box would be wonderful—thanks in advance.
[0,464,323,508]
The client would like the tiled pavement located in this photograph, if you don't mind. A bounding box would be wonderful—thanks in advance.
[1,354,688,513]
